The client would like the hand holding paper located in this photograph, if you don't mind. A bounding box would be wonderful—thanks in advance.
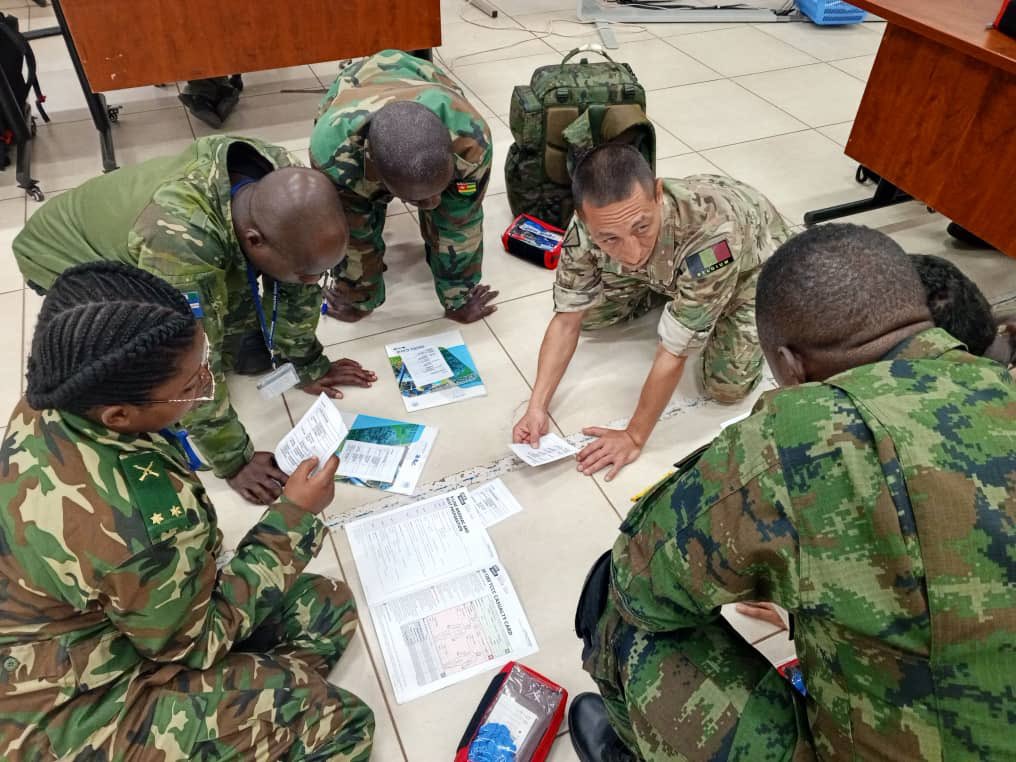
[509,432,578,467]
[274,393,349,475]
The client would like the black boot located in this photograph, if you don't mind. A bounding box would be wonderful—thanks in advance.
[947,222,993,249]
[569,693,638,762]
[234,331,273,376]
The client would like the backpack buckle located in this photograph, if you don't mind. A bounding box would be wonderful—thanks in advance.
[555,87,569,103]
[623,83,636,100]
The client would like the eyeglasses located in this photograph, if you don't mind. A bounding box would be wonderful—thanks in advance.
[149,337,216,404]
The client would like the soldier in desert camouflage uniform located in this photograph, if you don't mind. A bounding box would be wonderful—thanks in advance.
[513,143,789,481]
[12,135,376,505]
[0,263,374,761]
[570,224,1016,762]
[310,49,498,324]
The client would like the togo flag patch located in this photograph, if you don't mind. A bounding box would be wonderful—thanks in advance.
[184,291,204,318]
[685,240,733,279]
[455,181,478,196]
[121,452,192,540]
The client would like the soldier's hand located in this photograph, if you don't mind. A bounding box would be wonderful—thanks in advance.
[445,284,499,324]
[735,602,788,632]
[324,288,373,323]
[513,407,550,448]
[303,359,377,399]
[227,451,288,505]
[577,427,642,482]
[283,455,340,514]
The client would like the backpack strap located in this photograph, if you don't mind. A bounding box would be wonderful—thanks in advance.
[0,17,49,123]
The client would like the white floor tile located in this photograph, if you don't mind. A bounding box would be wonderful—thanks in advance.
[228,66,323,98]
[829,54,876,81]
[21,284,42,360]
[655,152,728,178]
[513,12,655,54]
[37,69,181,125]
[817,120,853,146]
[486,116,514,198]
[0,198,26,294]
[668,26,816,77]
[455,51,562,116]
[650,21,740,38]
[650,79,807,151]
[651,120,693,159]
[438,17,557,67]
[735,63,865,127]
[0,290,24,414]
[189,89,319,156]
[32,107,195,193]
[753,20,882,61]
[615,38,721,93]
[702,129,860,223]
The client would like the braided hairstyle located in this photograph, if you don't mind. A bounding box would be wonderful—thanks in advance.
[26,262,198,414]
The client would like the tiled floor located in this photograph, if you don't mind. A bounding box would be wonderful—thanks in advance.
[3,1,1016,759]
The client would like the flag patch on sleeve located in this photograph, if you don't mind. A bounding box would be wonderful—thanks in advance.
[455,181,478,196]
[184,291,204,318]
[685,240,733,279]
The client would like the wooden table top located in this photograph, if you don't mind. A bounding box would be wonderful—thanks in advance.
[849,0,1016,73]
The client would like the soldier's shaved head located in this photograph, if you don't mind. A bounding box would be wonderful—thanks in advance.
[756,223,933,386]
[234,166,348,283]
[367,101,453,207]
[572,143,656,211]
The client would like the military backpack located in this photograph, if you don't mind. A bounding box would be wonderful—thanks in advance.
[505,46,655,229]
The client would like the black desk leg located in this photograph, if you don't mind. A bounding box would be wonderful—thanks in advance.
[51,0,118,173]
[803,176,911,226]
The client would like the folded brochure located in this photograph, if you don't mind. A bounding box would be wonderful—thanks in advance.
[386,329,486,412]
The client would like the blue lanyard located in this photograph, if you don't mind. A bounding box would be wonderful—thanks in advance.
[160,427,204,471]
[246,262,279,369]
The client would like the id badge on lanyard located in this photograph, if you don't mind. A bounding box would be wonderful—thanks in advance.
[247,262,299,399]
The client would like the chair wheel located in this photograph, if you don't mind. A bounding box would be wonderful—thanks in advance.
[107,106,122,123]
[27,186,44,202]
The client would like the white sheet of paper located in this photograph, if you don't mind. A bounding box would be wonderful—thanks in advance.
[465,479,523,528]
[274,393,349,475]
[399,344,453,387]
[509,432,578,467]
[338,440,405,484]
[485,693,539,747]
[720,412,751,430]
[371,565,538,704]
[345,490,499,606]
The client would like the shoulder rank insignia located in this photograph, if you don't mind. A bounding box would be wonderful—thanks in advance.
[455,181,478,196]
[120,452,192,541]
[685,240,734,279]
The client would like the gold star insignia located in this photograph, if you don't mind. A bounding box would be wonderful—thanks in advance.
[170,506,182,518]
[133,461,159,482]
[151,513,164,525]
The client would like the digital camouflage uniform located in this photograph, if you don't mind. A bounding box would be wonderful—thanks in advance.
[0,398,374,761]
[584,329,1016,761]
[310,49,492,312]
[12,136,331,478]
[555,175,789,403]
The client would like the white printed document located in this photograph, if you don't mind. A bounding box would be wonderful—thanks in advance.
[386,330,486,412]
[399,344,453,387]
[509,432,578,467]
[464,478,524,528]
[371,565,538,704]
[274,393,348,475]
[345,490,498,607]
[346,490,538,703]
[337,440,405,484]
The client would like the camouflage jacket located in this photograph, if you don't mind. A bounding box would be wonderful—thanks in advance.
[608,328,1016,760]
[310,49,492,310]
[0,399,326,757]
[12,136,331,477]
[555,175,789,355]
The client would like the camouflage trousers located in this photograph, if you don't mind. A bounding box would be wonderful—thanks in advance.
[582,272,763,404]
[583,600,810,762]
[15,574,374,761]
[331,189,486,313]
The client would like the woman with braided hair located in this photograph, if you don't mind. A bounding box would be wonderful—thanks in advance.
[0,262,374,761]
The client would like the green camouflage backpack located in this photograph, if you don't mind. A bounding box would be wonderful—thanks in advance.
[505,46,655,229]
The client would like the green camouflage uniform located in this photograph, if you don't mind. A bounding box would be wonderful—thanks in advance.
[555,176,789,403]
[12,136,331,478]
[584,328,1016,761]
[310,49,492,312]
[0,398,374,761]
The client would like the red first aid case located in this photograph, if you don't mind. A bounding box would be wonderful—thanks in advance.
[455,662,568,762]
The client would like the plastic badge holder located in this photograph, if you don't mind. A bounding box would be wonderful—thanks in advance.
[456,662,568,762]
[502,213,565,270]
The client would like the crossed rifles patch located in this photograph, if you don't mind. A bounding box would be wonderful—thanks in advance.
[121,452,192,540]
